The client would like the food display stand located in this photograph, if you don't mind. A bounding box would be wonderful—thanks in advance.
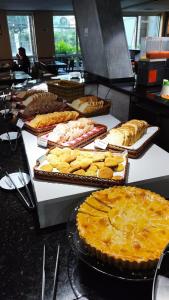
[22,114,169,228]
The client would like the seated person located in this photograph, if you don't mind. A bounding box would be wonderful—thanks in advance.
[14,47,30,73]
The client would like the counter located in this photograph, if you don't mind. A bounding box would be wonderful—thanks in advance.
[22,114,169,228]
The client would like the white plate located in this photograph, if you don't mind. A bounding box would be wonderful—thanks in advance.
[0,132,18,141]
[0,109,10,115]
[0,172,30,190]
[100,126,159,151]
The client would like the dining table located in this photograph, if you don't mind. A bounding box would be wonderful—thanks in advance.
[0,71,32,86]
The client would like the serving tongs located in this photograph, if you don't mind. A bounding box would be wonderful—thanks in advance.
[42,244,60,300]
[0,91,12,119]
[5,128,21,152]
[5,170,35,210]
[152,243,169,300]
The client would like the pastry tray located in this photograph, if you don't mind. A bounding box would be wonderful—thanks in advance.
[40,123,107,149]
[67,98,111,117]
[24,122,56,135]
[94,122,160,158]
[67,203,155,281]
[24,110,79,136]
[34,149,128,188]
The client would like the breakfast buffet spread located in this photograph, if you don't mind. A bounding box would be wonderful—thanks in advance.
[7,82,169,277]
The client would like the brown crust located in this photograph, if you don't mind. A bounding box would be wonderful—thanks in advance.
[95,122,160,158]
[67,97,111,117]
[76,186,169,270]
[34,148,128,188]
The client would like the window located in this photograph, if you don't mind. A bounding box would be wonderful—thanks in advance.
[7,15,36,58]
[123,15,161,49]
[123,17,137,49]
[53,15,80,55]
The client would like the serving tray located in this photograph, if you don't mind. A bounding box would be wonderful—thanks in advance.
[24,110,80,136]
[40,123,107,149]
[24,122,56,135]
[67,98,111,117]
[34,148,128,188]
[94,122,160,158]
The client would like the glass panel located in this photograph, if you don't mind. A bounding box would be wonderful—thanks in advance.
[123,17,137,49]
[53,15,79,55]
[7,15,34,57]
[137,16,161,49]
[123,15,161,50]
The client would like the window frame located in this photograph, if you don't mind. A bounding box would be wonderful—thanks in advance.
[7,12,37,62]
[123,13,163,50]
[52,12,80,58]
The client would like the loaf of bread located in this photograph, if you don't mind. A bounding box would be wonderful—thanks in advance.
[21,92,66,117]
[103,119,148,146]
[14,89,44,100]
[28,111,79,128]
[71,95,104,113]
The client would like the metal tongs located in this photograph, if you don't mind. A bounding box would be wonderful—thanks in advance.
[152,243,169,300]
[5,129,20,152]
[0,91,11,119]
[42,244,60,300]
[5,170,35,210]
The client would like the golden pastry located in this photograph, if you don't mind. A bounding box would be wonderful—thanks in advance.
[39,147,126,180]
[77,186,169,270]
[98,167,113,179]
[39,164,53,172]
[50,147,63,156]
[114,156,124,163]
[28,111,79,128]
[112,176,123,181]
[85,169,98,177]
[70,160,81,172]
[47,154,60,164]
[61,153,77,163]
[73,169,86,176]
[104,157,118,167]
[92,162,105,169]
[79,158,93,169]
[52,161,70,171]
[114,163,124,172]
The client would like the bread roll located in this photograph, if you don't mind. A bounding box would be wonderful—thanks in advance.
[71,95,104,113]
[103,119,148,146]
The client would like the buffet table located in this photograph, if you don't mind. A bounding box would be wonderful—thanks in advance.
[22,114,169,228]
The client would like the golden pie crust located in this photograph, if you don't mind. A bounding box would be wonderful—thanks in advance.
[77,186,169,270]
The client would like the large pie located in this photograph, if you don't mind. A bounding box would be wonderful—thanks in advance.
[77,186,169,270]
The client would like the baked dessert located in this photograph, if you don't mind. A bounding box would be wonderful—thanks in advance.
[71,95,105,114]
[47,118,94,144]
[102,119,148,146]
[22,92,69,118]
[77,186,169,270]
[28,111,79,128]
[37,147,126,181]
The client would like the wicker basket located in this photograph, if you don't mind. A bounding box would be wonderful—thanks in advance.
[47,80,85,102]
